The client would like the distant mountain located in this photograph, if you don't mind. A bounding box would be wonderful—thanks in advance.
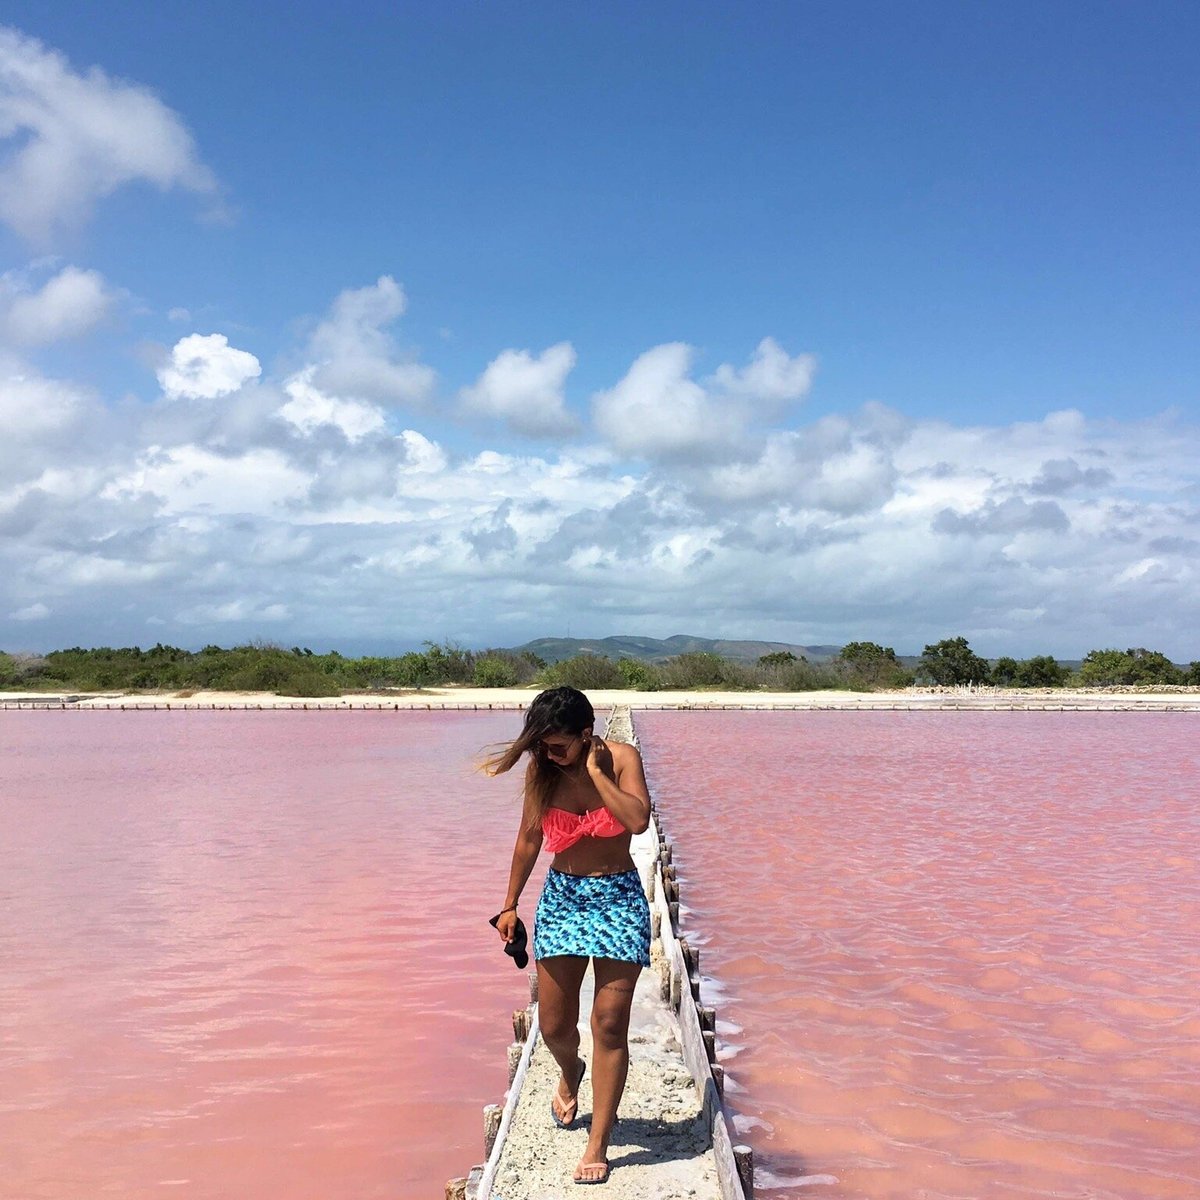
[510,634,845,665]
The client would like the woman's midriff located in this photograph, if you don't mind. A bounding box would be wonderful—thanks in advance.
[550,834,634,878]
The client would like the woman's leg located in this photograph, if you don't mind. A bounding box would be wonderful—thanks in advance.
[536,955,589,1123]
[577,957,641,1181]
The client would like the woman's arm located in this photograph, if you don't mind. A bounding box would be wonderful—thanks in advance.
[587,739,651,834]
[496,768,543,940]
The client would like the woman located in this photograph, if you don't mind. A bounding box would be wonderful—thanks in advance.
[487,686,652,1186]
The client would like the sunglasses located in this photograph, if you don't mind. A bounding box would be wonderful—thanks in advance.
[539,734,582,757]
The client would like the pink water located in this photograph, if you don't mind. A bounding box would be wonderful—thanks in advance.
[0,710,538,1200]
[5,711,1199,1200]
[638,711,1200,1200]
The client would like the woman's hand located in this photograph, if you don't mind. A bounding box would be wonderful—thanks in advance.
[495,909,520,943]
[585,734,614,780]
[582,738,652,835]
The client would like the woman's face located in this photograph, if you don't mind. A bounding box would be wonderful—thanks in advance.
[539,728,590,766]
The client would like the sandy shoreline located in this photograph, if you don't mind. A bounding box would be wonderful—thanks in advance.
[3,685,1199,711]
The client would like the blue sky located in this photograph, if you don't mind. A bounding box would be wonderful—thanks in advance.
[1,3,1198,659]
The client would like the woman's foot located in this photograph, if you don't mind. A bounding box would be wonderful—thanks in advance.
[573,1152,610,1185]
[551,1058,586,1128]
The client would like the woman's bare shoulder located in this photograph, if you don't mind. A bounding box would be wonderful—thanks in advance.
[609,739,643,769]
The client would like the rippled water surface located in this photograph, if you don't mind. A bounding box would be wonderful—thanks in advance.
[638,711,1200,1200]
[0,710,538,1200]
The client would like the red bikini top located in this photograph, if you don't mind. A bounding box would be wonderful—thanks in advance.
[541,805,627,853]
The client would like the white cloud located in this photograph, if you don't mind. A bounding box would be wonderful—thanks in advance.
[398,429,448,474]
[177,598,291,625]
[883,476,979,528]
[157,333,261,400]
[0,280,1196,659]
[0,356,116,502]
[30,551,163,589]
[896,409,1097,487]
[0,465,107,520]
[0,358,92,438]
[0,26,217,244]
[934,496,1070,537]
[593,339,818,461]
[9,601,49,620]
[593,342,744,460]
[279,367,386,441]
[804,439,897,514]
[1115,557,1168,584]
[707,336,816,405]
[101,444,309,515]
[704,411,900,514]
[306,276,436,406]
[0,264,114,344]
[460,342,578,436]
[1030,457,1115,494]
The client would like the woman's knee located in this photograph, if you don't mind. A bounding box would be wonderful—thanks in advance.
[540,1007,580,1047]
[590,1003,630,1048]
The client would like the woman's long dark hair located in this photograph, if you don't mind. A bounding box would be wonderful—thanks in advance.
[485,686,594,827]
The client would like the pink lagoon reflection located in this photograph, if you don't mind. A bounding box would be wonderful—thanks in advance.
[0,710,538,1200]
[5,707,1198,1200]
[639,710,1200,1200]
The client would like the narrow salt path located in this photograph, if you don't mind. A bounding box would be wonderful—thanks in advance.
[487,960,721,1199]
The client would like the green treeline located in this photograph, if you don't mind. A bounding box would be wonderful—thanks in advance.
[0,642,535,698]
[2,637,1196,697]
[917,638,1199,688]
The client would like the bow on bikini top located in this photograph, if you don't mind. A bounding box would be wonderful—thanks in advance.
[541,805,627,853]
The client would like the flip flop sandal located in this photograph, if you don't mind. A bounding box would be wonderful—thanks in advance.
[574,1160,610,1185]
[551,1058,586,1129]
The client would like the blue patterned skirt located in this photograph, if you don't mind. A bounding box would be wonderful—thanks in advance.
[534,868,651,967]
